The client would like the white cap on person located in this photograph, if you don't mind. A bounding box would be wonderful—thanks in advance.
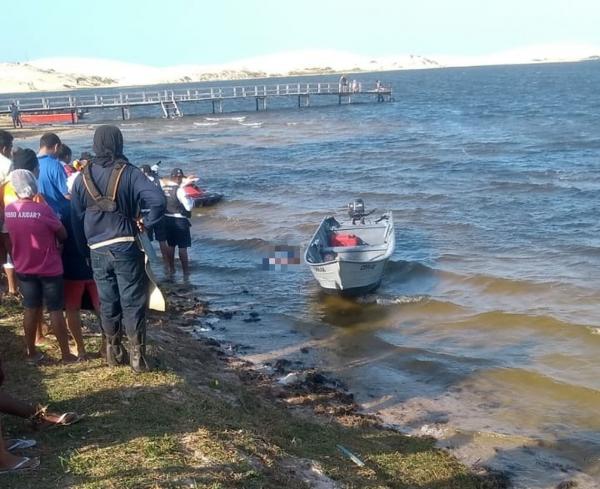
[10,169,38,199]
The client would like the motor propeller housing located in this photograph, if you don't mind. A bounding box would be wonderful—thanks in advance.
[348,199,366,223]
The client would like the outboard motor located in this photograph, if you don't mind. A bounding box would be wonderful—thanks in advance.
[348,199,366,224]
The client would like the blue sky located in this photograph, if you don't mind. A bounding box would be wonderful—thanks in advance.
[2,0,599,65]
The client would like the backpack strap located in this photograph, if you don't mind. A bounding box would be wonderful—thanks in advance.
[82,162,127,213]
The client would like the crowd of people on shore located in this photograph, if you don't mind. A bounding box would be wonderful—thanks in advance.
[0,124,198,473]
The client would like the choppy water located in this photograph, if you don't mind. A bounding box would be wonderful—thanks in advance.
[20,62,600,487]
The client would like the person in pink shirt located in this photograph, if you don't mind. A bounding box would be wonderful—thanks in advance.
[3,170,76,363]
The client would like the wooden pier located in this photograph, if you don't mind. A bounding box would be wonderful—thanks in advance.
[0,81,392,122]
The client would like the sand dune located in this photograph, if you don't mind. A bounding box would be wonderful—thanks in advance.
[1,44,599,94]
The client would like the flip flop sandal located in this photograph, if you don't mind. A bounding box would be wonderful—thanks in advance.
[54,412,83,426]
[6,439,37,451]
[0,456,40,474]
[41,412,84,429]
[29,406,82,429]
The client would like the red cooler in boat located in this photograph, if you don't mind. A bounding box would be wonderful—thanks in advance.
[329,233,361,247]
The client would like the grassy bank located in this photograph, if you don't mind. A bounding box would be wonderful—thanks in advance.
[0,295,507,489]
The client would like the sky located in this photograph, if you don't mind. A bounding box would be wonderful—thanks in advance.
[2,0,600,66]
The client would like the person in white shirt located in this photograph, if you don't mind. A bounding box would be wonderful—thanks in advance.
[0,130,17,296]
[161,168,195,276]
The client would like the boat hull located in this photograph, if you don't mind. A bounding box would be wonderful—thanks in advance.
[193,193,223,208]
[305,210,395,296]
[308,258,388,295]
[21,112,78,124]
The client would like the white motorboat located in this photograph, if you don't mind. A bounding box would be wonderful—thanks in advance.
[305,200,395,295]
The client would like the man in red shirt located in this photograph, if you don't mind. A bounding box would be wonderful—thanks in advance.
[3,170,76,363]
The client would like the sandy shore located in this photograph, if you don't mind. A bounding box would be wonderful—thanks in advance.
[0,117,86,140]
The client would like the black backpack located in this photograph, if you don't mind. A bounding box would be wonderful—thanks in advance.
[81,162,127,213]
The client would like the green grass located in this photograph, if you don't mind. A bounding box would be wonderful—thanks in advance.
[0,301,507,488]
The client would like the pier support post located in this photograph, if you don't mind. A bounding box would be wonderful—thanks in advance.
[255,97,267,111]
[298,94,310,108]
[212,100,216,114]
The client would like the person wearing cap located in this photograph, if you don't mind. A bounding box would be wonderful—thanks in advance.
[2,149,45,302]
[70,125,165,373]
[4,148,54,347]
[161,168,195,276]
[3,170,77,363]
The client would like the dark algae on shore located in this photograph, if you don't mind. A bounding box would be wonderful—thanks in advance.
[0,291,508,488]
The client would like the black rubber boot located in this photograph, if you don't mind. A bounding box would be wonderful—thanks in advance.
[106,334,128,366]
[129,332,150,373]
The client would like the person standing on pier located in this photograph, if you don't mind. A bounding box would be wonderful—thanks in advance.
[70,125,165,373]
[375,80,384,102]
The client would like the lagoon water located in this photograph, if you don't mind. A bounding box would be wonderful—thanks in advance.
[21,61,600,487]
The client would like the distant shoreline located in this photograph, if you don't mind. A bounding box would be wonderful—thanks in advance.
[1,53,598,96]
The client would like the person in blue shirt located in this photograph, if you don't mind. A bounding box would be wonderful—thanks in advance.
[37,133,70,221]
[70,125,166,373]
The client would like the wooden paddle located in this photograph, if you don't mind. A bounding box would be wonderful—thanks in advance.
[137,232,166,312]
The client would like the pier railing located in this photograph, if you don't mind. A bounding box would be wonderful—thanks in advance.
[0,81,392,120]
[1,81,391,112]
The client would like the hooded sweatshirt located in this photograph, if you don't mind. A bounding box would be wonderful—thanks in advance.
[70,125,166,255]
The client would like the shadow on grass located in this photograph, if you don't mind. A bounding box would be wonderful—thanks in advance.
[1,304,505,488]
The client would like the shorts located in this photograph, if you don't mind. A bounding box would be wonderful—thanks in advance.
[149,217,167,242]
[165,217,191,248]
[64,279,100,310]
[17,274,64,311]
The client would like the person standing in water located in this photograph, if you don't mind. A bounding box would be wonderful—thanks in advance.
[161,168,195,277]
[140,164,169,265]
